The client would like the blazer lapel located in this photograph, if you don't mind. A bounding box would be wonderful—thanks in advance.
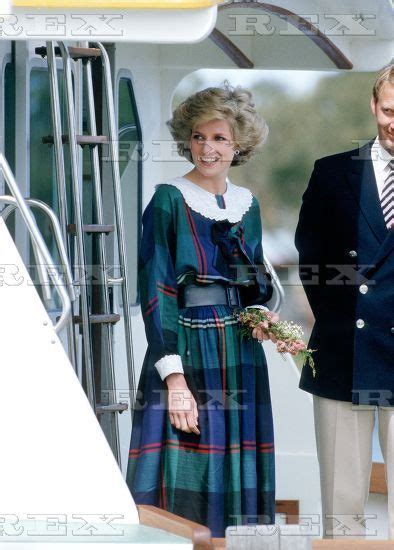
[346,142,388,244]
[361,228,394,276]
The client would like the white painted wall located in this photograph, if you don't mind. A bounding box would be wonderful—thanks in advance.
[0,217,138,523]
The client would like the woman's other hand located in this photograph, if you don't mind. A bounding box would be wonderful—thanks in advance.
[165,373,200,435]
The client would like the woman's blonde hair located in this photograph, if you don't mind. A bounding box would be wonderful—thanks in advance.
[167,83,268,166]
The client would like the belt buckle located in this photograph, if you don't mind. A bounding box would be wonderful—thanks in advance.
[226,285,240,307]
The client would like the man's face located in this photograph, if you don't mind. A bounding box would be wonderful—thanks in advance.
[370,82,394,155]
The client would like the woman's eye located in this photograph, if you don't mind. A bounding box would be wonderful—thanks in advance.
[193,134,203,140]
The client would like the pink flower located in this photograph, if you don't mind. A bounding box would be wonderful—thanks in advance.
[295,341,306,351]
[276,340,288,353]
[266,311,280,324]
[288,343,298,355]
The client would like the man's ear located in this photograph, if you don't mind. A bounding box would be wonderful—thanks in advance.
[370,95,377,116]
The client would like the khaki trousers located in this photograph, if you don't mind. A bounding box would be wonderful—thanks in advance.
[313,395,394,539]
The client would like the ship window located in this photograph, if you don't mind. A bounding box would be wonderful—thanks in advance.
[117,74,142,306]
[4,62,15,174]
[29,67,70,307]
[4,61,16,236]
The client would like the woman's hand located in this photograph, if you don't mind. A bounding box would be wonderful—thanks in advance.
[252,312,280,344]
[165,373,200,435]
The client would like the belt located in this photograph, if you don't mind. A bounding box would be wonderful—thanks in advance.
[178,283,242,308]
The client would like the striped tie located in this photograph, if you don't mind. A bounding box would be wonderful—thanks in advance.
[382,160,394,229]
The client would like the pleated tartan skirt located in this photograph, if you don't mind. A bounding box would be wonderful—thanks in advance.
[126,304,275,537]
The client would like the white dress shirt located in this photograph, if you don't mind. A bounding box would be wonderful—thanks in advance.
[371,136,394,200]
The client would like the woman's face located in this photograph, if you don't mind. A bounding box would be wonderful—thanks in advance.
[189,118,237,181]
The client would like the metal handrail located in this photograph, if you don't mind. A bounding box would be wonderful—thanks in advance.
[32,241,52,301]
[263,252,285,313]
[46,41,78,371]
[95,42,136,402]
[82,40,121,462]
[58,41,96,409]
[0,154,71,333]
[0,198,75,301]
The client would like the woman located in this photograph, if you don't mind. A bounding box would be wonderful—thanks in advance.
[126,84,275,537]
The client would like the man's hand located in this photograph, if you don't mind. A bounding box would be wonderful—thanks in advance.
[165,373,200,435]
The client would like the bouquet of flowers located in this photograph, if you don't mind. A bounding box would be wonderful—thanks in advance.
[235,307,316,377]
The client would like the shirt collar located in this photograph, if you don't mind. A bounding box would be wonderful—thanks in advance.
[372,136,394,171]
[163,177,253,223]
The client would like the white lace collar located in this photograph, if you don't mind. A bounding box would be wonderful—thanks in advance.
[161,176,253,223]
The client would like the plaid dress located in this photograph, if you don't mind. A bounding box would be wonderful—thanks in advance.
[126,179,275,537]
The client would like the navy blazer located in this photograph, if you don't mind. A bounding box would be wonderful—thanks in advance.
[295,141,394,405]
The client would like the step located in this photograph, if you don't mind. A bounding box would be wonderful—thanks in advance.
[73,314,121,325]
[42,135,109,146]
[67,224,115,235]
[68,46,102,60]
[35,46,101,61]
[96,403,129,415]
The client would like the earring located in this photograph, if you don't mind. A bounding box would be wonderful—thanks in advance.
[234,149,240,155]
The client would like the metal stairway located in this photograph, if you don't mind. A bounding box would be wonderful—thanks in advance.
[36,42,136,467]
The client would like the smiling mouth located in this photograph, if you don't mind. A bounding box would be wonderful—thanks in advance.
[199,156,220,163]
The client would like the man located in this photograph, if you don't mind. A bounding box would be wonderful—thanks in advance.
[295,65,394,539]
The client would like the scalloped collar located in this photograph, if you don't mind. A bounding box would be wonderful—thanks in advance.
[162,176,253,223]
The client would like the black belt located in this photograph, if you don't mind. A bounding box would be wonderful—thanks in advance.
[178,283,242,308]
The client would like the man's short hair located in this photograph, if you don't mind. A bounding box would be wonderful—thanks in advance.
[373,64,394,102]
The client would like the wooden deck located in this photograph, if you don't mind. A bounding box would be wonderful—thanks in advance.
[212,540,394,549]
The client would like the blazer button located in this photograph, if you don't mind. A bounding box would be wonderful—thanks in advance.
[356,319,365,329]
[359,284,368,294]
[391,327,394,334]
[348,250,357,258]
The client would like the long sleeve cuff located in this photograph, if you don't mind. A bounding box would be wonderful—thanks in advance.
[246,305,269,311]
[154,354,184,381]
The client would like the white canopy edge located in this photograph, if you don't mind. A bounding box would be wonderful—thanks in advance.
[0,5,218,43]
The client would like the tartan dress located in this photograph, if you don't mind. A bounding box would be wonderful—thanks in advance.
[126,178,275,537]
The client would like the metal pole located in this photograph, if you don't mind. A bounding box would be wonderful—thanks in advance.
[46,41,78,368]
[58,42,96,410]
[96,43,136,404]
[83,45,121,464]
[263,252,285,313]
[1,198,75,302]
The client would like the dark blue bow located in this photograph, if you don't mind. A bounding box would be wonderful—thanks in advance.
[211,221,249,279]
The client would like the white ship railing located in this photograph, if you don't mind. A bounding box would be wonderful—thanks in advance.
[0,154,72,333]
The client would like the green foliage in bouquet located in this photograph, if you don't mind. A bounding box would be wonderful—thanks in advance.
[235,308,316,377]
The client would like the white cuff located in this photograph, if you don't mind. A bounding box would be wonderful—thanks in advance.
[246,305,269,311]
[154,354,184,381]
